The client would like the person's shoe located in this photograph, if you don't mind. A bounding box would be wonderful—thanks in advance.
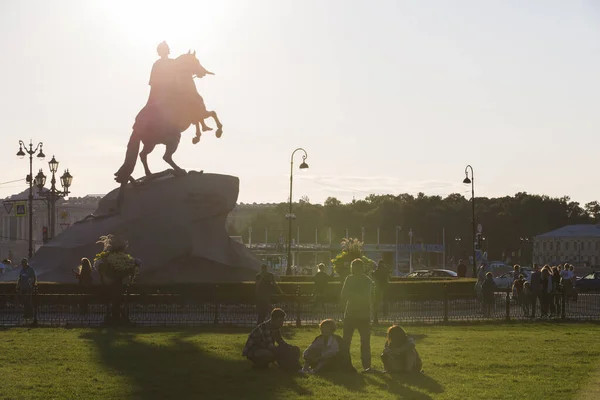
[362,368,375,374]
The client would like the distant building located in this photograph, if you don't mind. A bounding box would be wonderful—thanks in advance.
[533,224,600,267]
[1,190,101,262]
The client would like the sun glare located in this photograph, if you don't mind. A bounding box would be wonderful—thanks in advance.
[95,0,220,52]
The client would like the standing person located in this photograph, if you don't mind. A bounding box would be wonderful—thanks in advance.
[340,258,373,373]
[456,259,467,278]
[512,274,525,308]
[372,260,391,320]
[481,272,497,317]
[16,258,36,318]
[529,265,542,318]
[513,265,521,281]
[74,258,93,314]
[313,263,330,312]
[540,266,552,318]
[255,264,282,324]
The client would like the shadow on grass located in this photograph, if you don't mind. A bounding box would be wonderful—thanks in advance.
[79,329,310,400]
[363,372,443,400]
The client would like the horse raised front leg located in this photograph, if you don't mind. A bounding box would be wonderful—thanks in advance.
[207,110,223,138]
[192,123,201,145]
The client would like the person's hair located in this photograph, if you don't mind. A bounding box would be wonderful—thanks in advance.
[569,265,574,271]
[486,272,493,279]
[317,263,326,271]
[386,325,408,347]
[519,274,524,279]
[261,264,268,270]
[319,319,336,332]
[271,308,286,320]
[514,264,520,271]
[351,258,364,274]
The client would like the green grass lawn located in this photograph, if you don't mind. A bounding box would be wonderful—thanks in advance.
[1,323,599,400]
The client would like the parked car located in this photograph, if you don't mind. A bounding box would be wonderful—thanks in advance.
[493,270,533,290]
[405,269,458,278]
[575,271,600,292]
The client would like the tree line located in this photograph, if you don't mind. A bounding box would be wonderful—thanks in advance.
[229,193,600,263]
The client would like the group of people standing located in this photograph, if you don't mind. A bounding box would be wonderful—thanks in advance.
[244,259,422,375]
[513,263,577,318]
[479,263,578,318]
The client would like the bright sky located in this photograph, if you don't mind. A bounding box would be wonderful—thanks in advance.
[1,0,599,205]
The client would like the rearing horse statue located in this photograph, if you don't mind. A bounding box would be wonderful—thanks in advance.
[114,51,222,187]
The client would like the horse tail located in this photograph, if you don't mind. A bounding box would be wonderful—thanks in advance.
[114,131,142,184]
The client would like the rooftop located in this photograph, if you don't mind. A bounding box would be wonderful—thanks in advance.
[536,224,600,238]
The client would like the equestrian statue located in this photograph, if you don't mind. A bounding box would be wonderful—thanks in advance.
[114,41,222,188]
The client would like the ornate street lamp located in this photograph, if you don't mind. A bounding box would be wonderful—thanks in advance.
[36,157,73,241]
[17,140,45,258]
[463,165,476,277]
[286,148,309,275]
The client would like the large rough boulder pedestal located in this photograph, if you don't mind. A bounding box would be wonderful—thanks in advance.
[32,171,260,282]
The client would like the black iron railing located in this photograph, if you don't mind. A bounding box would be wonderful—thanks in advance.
[0,286,597,327]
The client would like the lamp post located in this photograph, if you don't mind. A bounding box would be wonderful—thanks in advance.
[34,156,73,241]
[17,140,45,258]
[463,165,476,277]
[395,226,402,275]
[286,148,309,275]
[519,237,530,264]
[408,229,413,273]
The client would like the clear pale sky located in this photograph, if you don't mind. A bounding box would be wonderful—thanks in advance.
[1,1,599,204]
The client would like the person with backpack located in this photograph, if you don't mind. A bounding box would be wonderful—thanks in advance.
[16,258,36,318]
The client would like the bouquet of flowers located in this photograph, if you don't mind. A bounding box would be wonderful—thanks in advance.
[93,234,141,284]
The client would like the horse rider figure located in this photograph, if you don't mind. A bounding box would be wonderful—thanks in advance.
[147,41,215,137]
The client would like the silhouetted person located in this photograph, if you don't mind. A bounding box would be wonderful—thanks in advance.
[242,308,301,371]
[313,263,330,311]
[341,258,373,372]
[16,258,36,318]
[255,264,282,324]
[74,258,93,314]
[147,41,177,106]
[373,260,390,320]
[529,265,542,318]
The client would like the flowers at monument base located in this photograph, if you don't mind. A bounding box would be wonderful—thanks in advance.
[93,251,139,277]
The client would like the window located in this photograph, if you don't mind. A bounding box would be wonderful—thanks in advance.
[588,241,592,250]
[596,242,599,250]
[565,242,569,251]
[557,242,561,251]
[543,242,547,251]
[581,242,584,250]
[550,242,554,251]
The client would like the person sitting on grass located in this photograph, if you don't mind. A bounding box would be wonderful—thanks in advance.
[242,308,301,371]
[302,319,355,374]
[381,325,422,374]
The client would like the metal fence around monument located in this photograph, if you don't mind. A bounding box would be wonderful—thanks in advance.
[0,288,598,327]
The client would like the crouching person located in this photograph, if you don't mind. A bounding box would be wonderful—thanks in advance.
[302,319,356,374]
[242,308,301,371]
[381,325,423,374]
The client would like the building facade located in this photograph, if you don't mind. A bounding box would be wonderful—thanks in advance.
[1,189,100,263]
[533,224,600,267]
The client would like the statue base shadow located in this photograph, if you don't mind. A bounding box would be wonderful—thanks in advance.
[31,170,261,282]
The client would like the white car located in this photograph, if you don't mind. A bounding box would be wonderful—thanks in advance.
[493,270,533,290]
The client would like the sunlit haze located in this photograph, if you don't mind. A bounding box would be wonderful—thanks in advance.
[1,0,599,204]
